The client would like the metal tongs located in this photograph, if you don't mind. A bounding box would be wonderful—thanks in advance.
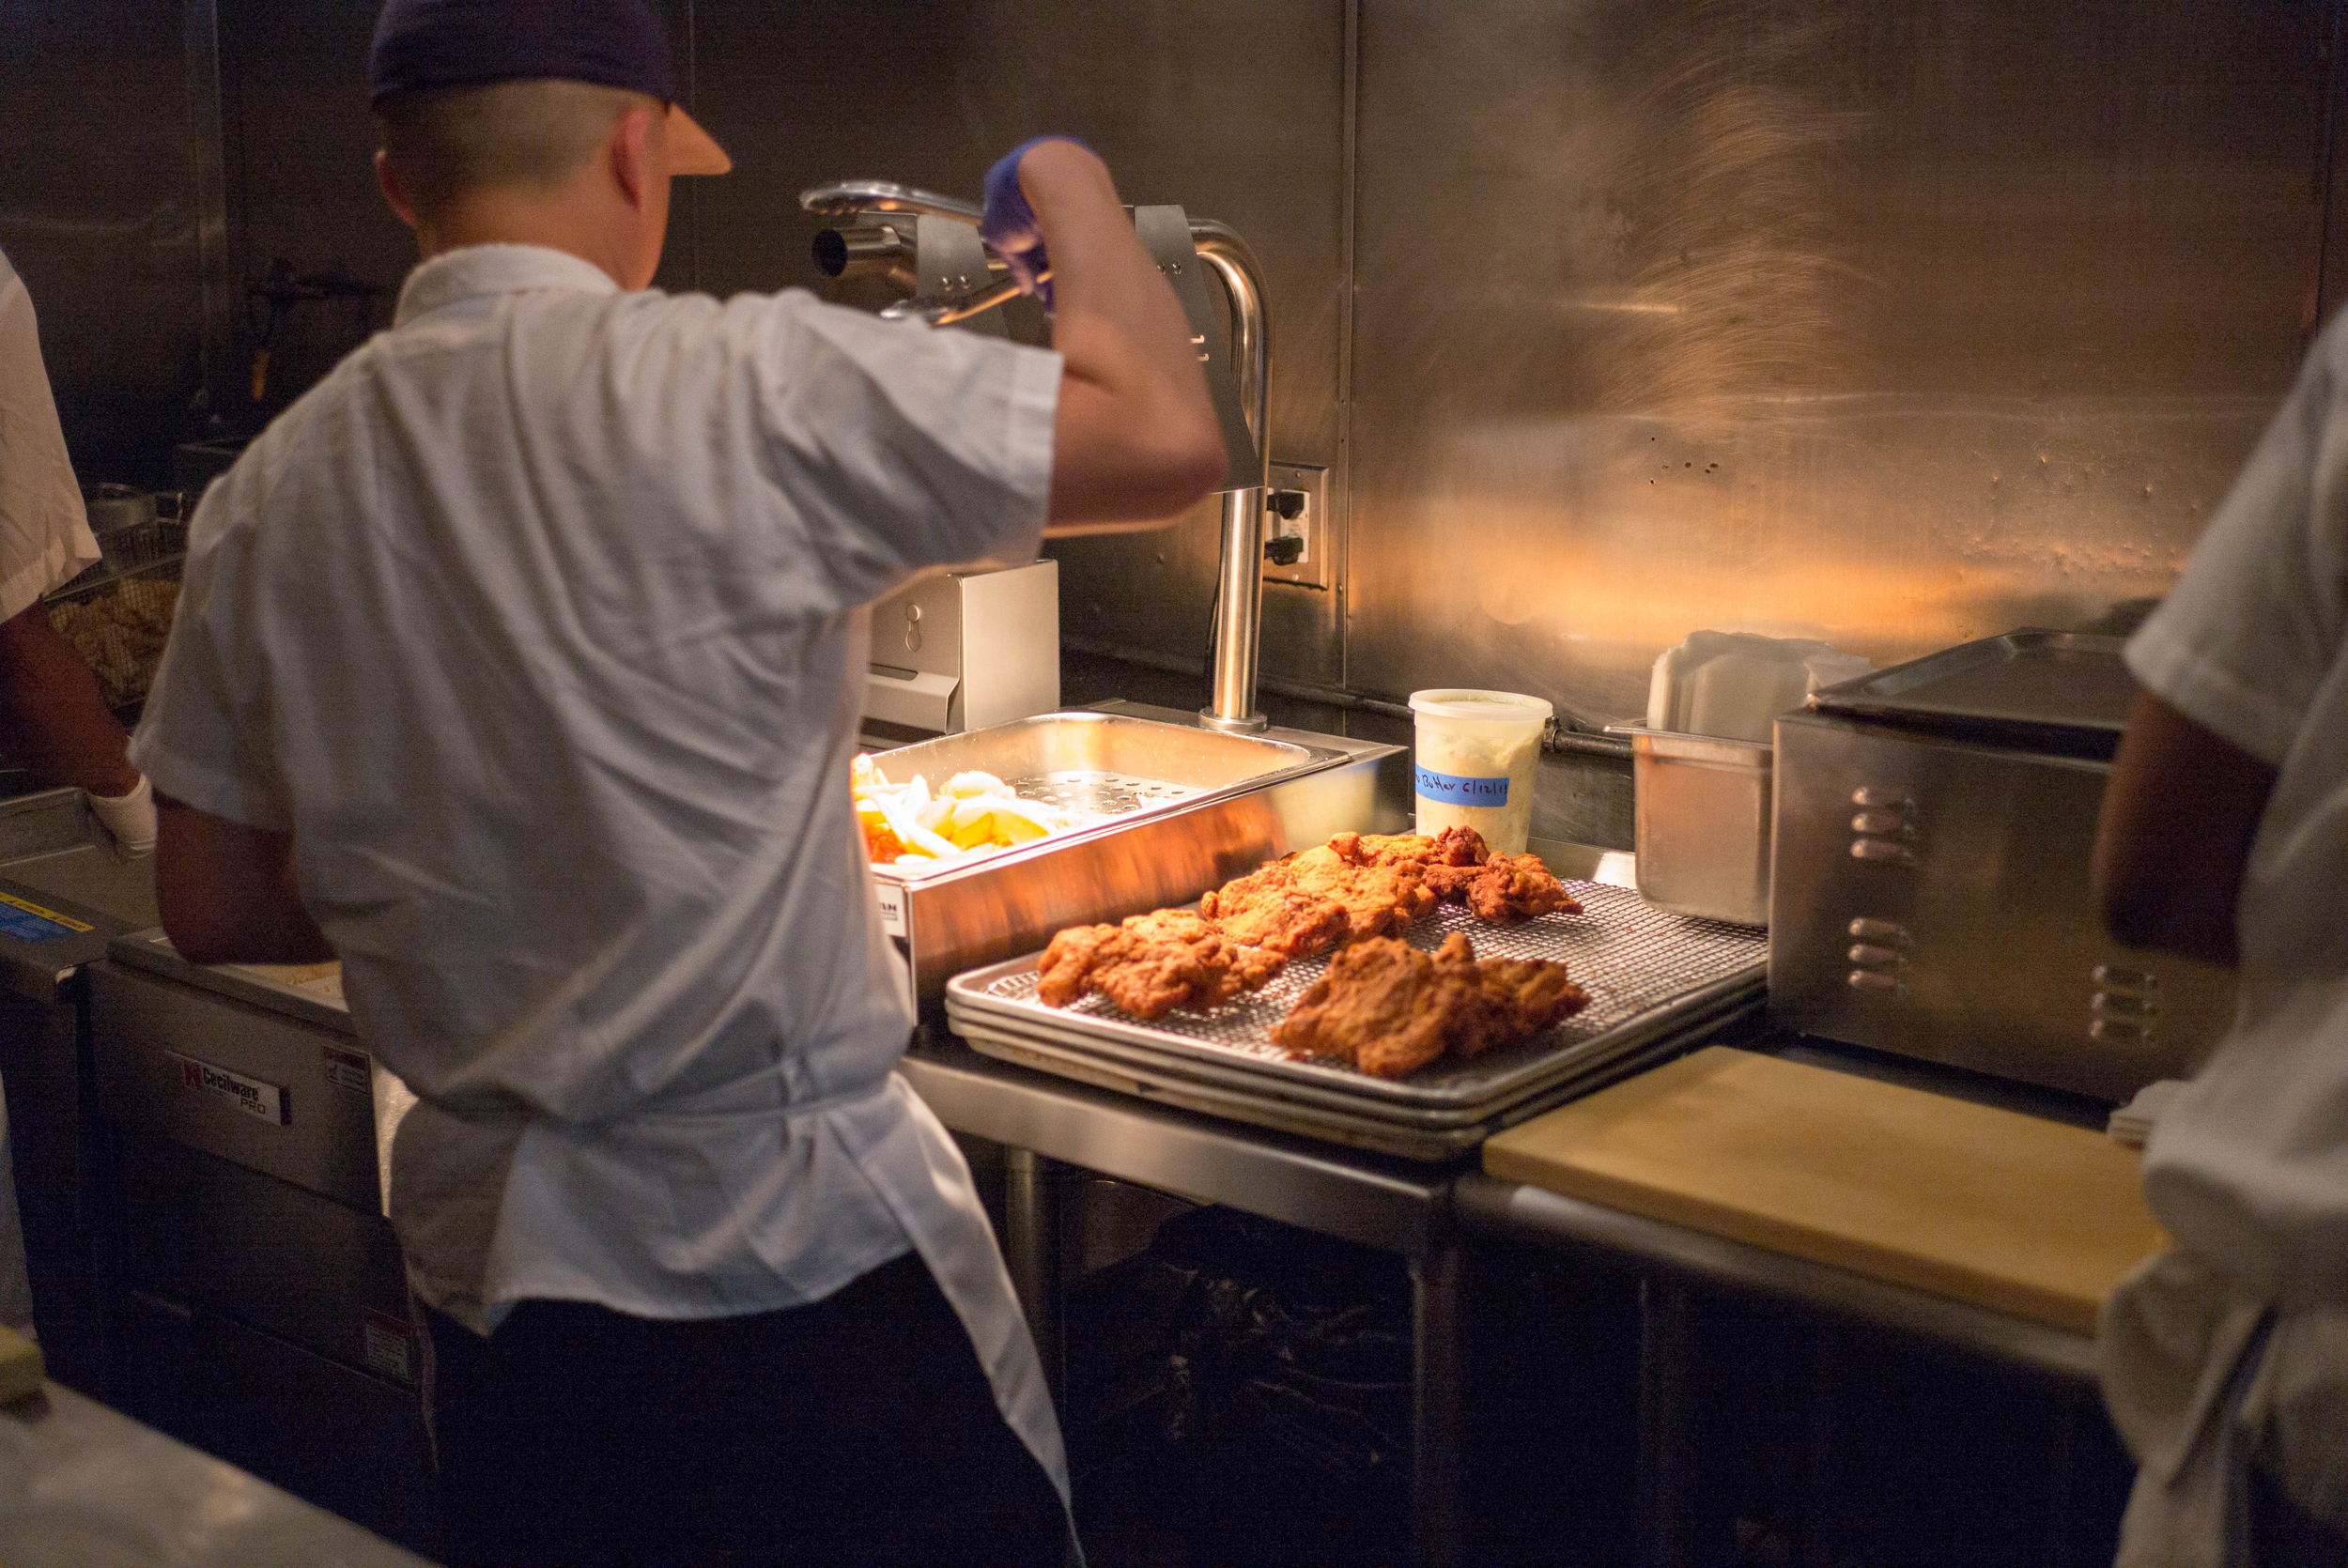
[798,180,1048,327]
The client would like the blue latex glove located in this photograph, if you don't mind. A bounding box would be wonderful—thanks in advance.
[981,136,1090,313]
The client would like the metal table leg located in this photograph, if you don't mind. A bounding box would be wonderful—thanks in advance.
[1638,1277,1699,1568]
[1800,1325,1844,1567]
[1411,1237,1465,1568]
[1001,1146,1065,1401]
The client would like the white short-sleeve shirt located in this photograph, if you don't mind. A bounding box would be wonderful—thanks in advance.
[131,245,1062,1334]
[0,249,100,620]
[2124,310,2348,1305]
[2100,309,2348,1564]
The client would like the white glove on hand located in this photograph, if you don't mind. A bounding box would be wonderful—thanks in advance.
[90,773,156,858]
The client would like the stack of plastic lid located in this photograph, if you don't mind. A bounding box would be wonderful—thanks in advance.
[1646,631,1870,744]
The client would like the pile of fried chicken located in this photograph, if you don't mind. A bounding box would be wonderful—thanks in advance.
[1033,824,1590,1078]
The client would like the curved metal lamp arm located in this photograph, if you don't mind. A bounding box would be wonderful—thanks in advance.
[1184,220,1270,486]
[798,180,985,225]
[1186,220,1274,732]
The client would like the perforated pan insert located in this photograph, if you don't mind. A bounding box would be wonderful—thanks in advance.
[947,881,1767,1114]
[1000,770,1198,816]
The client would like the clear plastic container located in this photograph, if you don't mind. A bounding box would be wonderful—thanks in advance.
[1407,689,1552,854]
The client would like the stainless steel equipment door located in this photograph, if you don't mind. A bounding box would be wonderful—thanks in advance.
[113,1290,438,1557]
[1769,711,2233,1102]
[91,961,380,1212]
[118,1136,413,1387]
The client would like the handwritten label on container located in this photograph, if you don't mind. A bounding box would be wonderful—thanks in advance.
[1415,766,1509,807]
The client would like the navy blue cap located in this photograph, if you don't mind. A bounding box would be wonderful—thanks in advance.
[368,0,730,173]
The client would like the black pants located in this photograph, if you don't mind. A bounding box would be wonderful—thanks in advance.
[424,1252,1067,1568]
[2255,1462,2348,1568]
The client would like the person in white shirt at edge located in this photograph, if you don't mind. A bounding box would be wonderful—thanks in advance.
[2093,311,2348,1566]
[127,0,1224,1561]
[0,249,155,860]
[0,243,158,1345]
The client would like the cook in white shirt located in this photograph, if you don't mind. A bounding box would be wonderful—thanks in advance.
[130,2,1224,1563]
[0,248,153,853]
[0,243,157,1344]
[2093,309,2348,1565]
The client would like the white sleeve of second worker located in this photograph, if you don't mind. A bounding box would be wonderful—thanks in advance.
[0,257,100,622]
[2126,320,2348,767]
[739,297,1062,608]
[128,474,291,833]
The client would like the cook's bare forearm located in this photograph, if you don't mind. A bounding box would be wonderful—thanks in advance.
[1022,143,1223,526]
[2092,689,2275,969]
[155,793,334,965]
[0,602,139,796]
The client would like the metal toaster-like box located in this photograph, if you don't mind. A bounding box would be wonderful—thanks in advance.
[863,560,1059,743]
[1769,634,2235,1104]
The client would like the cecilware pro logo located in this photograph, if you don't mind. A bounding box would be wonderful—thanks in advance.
[167,1052,288,1125]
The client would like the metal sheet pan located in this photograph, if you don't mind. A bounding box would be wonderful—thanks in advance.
[950,1019,1489,1160]
[1804,630,2133,755]
[944,883,1766,1116]
[951,979,1764,1129]
[953,993,1764,1163]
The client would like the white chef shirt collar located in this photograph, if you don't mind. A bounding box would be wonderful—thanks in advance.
[394,242,620,326]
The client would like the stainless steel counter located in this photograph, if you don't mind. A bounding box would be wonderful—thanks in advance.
[912,999,2122,1568]
[0,1380,436,1567]
[900,1032,1470,1562]
[0,787,158,933]
[1452,1173,2097,1388]
[0,788,152,1392]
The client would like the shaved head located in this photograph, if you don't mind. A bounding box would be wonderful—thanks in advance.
[376,79,652,214]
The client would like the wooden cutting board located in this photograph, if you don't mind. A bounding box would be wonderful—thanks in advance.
[1483,1047,2169,1333]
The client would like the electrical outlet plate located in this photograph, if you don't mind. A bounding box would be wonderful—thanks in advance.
[1264,462,1330,589]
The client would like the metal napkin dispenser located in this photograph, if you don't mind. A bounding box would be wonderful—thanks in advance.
[863,561,1059,743]
[1769,630,2235,1103]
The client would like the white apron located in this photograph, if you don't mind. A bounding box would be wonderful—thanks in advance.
[373,1057,1070,1512]
[2102,1249,2348,1566]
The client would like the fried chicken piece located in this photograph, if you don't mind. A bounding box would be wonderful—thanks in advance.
[1273,930,1588,1078]
[1449,853,1581,924]
[1422,862,1480,902]
[1201,844,1435,954]
[1198,884,1352,959]
[1465,954,1591,1050]
[1273,935,1487,1078]
[1331,826,1490,870]
[1122,908,1287,994]
[1036,909,1284,1019]
[1329,830,1429,867]
[1036,923,1124,1008]
[1284,844,1437,939]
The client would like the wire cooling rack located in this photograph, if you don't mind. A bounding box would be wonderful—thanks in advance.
[945,881,1767,1117]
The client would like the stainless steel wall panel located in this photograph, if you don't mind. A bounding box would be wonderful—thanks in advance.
[210,0,703,432]
[686,0,1349,681]
[12,0,2338,727]
[1347,0,2327,722]
[211,2,410,423]
[0,0,209,480]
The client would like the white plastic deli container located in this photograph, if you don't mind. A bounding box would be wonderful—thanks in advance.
[1406,689,1552,854]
